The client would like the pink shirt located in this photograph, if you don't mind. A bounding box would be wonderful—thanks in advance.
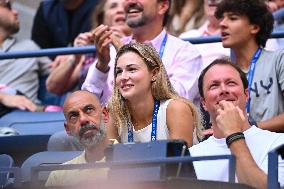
[180,21,230,68]
[82,29,203,105]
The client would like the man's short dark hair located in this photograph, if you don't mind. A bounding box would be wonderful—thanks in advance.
[215,0,274,47]
[198,58,248,98]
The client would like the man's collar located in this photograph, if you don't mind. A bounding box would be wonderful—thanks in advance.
[1,37,16,52]
[122,29,167,50]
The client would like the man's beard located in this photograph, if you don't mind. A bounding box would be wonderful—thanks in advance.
[73,123,106,149]
[1,22,19,35]
[126,15,146,28]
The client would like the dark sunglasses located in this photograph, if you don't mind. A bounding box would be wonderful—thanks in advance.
[0,0,12,10]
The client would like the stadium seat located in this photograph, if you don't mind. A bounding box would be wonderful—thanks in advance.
[0,111,65,135]
[21,151,82,185]
[0,154,14,187]
[0,135,51,166]
[47,130,84,151]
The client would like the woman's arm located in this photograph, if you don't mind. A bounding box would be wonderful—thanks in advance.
[166,99,194,147]
[106,113,120,142]
[46,55,83,95]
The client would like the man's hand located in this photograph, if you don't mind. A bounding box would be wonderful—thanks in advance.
[0,94,37,112]
[73,32,94,47]
[91,25,114,73]
[266,1,278,12]
[216,100,246,137]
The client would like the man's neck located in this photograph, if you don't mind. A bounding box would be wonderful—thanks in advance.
[85,137,109,163]
[132,22,164,43]
[233,42,260,71]
[0,31,9,47]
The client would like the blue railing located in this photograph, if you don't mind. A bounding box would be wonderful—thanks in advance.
[267,144,284,189]
[273,7,284,21]
[0,31,283,60]
[30,154,236,186]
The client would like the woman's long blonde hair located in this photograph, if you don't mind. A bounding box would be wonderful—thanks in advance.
[108,43,203,142]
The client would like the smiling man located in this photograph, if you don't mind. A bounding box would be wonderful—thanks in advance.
[45,90,112,187]
[189,58,284,189]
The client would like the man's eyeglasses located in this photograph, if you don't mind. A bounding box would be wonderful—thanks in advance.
[0,0,12,10]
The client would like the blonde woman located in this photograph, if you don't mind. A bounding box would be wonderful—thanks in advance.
[108,43,202,146]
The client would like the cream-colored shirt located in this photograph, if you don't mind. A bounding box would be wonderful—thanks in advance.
[45,151,109,187]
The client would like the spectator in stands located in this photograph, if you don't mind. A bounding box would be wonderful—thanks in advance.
[190,58,284,188]
[180,0,229,67]
[31,0,98,50]
[267,0,284,11]
[0,93,36,117]
[166,0,206,36]
[0,0,51,109]
[215,0,284,132]
[46,0,132,95]
[82,0,203,106]
[107,43,202,146]
[45,90,114,186]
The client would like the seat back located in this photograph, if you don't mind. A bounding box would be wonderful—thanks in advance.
[0,154,14,187]
[21,151,82,184]
[47,131,84,151]
[0,111,65,135]
[0,135,51,166]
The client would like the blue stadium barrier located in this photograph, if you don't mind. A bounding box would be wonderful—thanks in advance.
[0,32,283,60]
[267,144,284,189]
[30,155,237,187]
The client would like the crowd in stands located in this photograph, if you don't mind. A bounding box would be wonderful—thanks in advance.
[0,0,284,188]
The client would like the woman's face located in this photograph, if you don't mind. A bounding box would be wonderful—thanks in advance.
[115,52,155,101]
[104,0,131,36]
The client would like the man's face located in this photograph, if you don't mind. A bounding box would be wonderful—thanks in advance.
[219,12,259,48]
[201,64,249,119]
[0,0,19,35]
[275,0,284,8]
[123,0,166,28]
[63,91,108,148]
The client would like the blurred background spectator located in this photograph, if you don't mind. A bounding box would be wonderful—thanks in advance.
[180,0,229,68]
[0,0,51,107]
[31,0,99,53]
[167,0,206,36]
[46,0,132,95]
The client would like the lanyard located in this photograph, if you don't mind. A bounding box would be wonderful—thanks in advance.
[128,100,160,142]
[159,33,168,58]
[246,48,262,114]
